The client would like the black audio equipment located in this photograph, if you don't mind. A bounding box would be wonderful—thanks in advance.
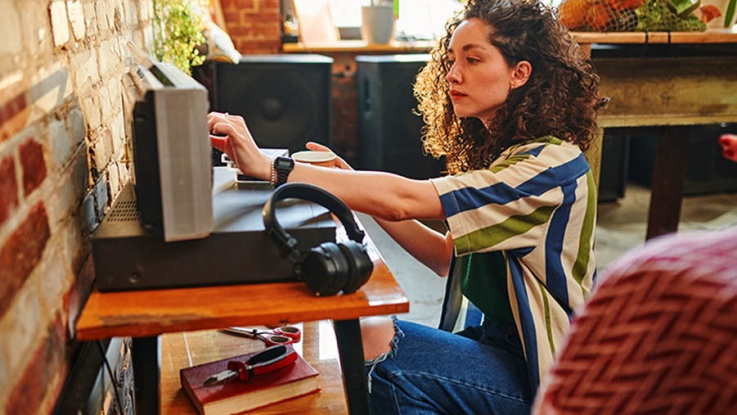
[263,183,373,296]
[356,54,445,179]
[92,168,336,291]
[123,52,213,242]
[212,55,333,155]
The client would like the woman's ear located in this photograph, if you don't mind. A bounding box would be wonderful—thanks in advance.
[510,61,532,90]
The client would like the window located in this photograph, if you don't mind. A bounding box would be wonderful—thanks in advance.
[393,0,464,40]
[327,0,465,41]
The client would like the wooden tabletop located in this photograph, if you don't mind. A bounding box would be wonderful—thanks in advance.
[282,29,737,53]
[572,28,737,44]
[75,233,409,340]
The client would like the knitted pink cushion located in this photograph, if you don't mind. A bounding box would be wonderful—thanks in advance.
[533,227,737,415]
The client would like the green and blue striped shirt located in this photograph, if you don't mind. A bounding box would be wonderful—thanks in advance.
[431,136,597,391]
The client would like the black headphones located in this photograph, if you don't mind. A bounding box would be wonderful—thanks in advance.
[262,183,374,296]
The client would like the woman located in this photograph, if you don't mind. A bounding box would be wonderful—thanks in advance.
[208,0,605,412]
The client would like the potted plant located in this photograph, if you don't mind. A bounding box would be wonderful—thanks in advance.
[153,0,208,75]
[361,0,397,44]
[693,0,736,28]
[723,0,736,27]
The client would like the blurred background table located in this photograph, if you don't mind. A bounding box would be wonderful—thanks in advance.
[573,30,737,239]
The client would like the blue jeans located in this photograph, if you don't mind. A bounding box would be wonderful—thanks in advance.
[365,318,532,415]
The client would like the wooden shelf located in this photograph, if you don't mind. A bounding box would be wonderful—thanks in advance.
[76,226,409,340]
[282,29,737,54]
[160,323,348,414]
[283,39,435,53]
[573,28,737,44]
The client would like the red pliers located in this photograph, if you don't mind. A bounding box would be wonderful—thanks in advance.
[203,344,298,386]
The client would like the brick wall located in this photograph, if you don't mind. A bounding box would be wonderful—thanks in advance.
[219,0,282,54]
[0,0,152,413]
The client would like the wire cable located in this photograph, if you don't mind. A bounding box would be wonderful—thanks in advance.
[96,340,126,415]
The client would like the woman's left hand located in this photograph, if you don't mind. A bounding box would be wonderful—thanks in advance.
[305,142,354,170]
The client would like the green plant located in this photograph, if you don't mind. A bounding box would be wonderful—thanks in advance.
[153,0,207,75]
[725,0,736,28]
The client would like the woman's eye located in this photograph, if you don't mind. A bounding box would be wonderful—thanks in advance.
[467,57,479,64]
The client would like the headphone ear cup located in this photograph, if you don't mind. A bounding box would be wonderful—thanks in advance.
[300,242,352,296]
[337,241,373,294]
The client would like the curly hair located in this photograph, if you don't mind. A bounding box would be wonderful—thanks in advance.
[414,0,607,174]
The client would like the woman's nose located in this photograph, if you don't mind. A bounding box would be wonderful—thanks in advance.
[446,64,461,83]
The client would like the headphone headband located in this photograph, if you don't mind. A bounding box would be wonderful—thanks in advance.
[262,183,366,258]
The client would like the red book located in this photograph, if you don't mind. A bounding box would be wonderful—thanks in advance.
[180,348,320,415]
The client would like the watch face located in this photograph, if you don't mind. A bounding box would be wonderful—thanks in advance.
[275,157,294,170]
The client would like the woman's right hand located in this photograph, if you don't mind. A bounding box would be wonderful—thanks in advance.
[207,112,271,181]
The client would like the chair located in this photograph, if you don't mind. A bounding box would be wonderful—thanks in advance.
[533,227,737,414]
[438,257,483,333]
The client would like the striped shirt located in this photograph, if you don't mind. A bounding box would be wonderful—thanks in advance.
[430,136,597,391]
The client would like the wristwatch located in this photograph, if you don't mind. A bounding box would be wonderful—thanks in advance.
[273,156,295,188]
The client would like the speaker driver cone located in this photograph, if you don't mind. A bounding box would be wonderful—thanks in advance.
[214,56,332,154]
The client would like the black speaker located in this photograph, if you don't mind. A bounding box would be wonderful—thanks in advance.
[356,55,445,179]
[212,55,333,154]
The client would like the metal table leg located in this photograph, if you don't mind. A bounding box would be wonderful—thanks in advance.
[334,319,371,415]
[132,336,161,415]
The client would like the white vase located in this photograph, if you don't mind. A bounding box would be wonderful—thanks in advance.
[361,5,395,44]
[701,0,736,29]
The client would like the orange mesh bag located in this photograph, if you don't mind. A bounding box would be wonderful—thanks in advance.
[533,227,737,414]
[557,0,708,31]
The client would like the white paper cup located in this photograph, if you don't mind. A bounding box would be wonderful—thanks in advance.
[292,151,337,167]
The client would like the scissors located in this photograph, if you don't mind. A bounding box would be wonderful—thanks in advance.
[221,325,302,346]
[203,344,298,386]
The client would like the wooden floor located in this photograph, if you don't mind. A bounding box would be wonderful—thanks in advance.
[160,321,349,414]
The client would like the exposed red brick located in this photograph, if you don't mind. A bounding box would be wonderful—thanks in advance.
[5,312,67,415]
[65,252,94,328]
[260,0,280,10]
[20,139,47,196]
[0,92,29,142]
[222,0,255,12]
[226,25,250,36]
[245,17,280,29]
[231,0,256,10]
[245,10,280,20]
[254,22,281,35]
[0,203,51,317]
[223,10,242,22]
[0,156,18,224]
[220,0,281,53]
[0,93,27,124]
[0,112,30,143]
[235,39,280,54]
